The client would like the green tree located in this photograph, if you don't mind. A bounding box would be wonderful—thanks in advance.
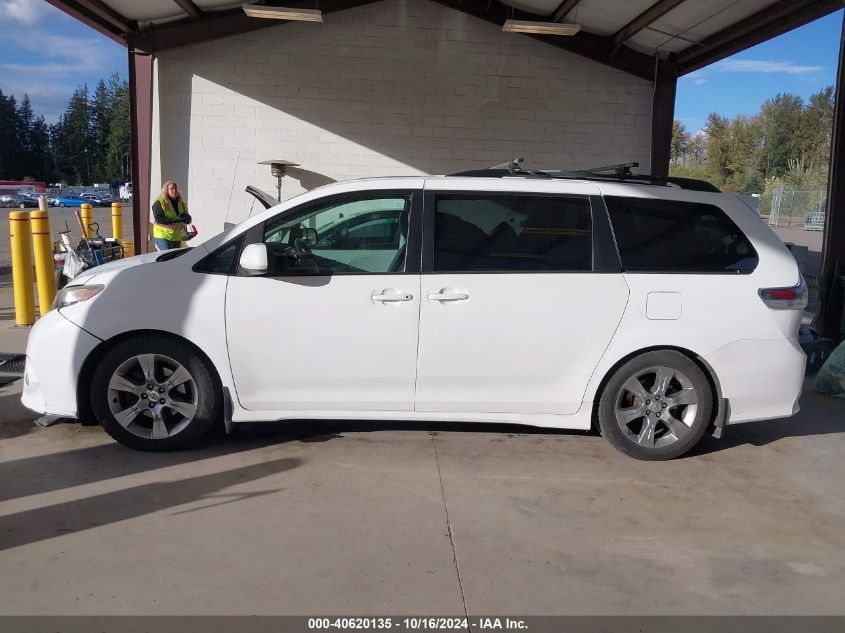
[704,113,730,186]
[724,115,761,192]
[0,89,22,179]
[800,86,835,170]
[16,94,35,178]
[91,79,111,182]
[30,115,52,181]
[106,78,130,181]
[61,84,92,184]
[759,93,804,179]
[670,120,690,165]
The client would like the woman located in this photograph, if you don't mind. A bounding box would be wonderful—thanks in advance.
[152,181,191,251]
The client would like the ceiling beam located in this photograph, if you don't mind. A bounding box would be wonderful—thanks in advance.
[431,0,653,80]
[677,0,844,75]
[43,0,128,44]
[74,0,131,32]
[129,0,381,53]
[171,0,203,19]
[551,0,581,23]
[610,0,687,57]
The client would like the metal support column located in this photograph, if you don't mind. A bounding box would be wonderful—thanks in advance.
[818,12,845,342]
[129,49,154,254]
[650,58,677,178]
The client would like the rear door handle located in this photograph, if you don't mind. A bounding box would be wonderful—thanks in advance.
[372,292,414,302]
[427,292,469,301]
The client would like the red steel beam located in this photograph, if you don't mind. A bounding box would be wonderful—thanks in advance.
[129,50,154,254]
[43,0,127,45]
[650,58,677,178]
[818,11,845,341]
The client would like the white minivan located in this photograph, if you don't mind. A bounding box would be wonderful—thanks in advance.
[22,167,807,460]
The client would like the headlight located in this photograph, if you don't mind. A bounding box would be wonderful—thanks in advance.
[53,284,104,310]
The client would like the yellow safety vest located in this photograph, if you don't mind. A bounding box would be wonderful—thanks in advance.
[153,196,188,241]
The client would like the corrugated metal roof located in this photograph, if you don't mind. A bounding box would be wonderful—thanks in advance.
[46,0,841,77]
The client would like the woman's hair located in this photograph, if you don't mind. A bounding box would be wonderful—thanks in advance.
[159,180,184,203]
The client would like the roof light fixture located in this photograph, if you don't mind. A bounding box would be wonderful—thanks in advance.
[242,4,323,22]
[502,19,581,35]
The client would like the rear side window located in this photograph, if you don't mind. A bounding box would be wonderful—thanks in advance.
[604,197,758,273]
[433,194,592,272]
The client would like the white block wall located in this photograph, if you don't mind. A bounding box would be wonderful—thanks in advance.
[152,0,653,240]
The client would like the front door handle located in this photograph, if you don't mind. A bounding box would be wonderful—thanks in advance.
[372,291,414,302]
[427,292,469,302]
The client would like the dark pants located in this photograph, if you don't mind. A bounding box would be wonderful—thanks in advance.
[155,238,181,251]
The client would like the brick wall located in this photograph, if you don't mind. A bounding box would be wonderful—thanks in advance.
[152,0,653,238]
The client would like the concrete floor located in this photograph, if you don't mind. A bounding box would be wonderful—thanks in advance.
[0,376,844,615]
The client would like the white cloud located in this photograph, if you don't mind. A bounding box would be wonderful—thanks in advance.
[0,32,120,121]
[0,0,45,25]
[715,59,823,75]
[682,58,823,88]
[0,33,112,74]
[713,59,824,75]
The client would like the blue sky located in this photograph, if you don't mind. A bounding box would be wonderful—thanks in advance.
[0,1,842,129]
[677,10,843,134]
[0,0,125,122]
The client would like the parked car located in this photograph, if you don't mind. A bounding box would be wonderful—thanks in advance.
[80,193,105,206]
[81,192,114,206]
[52,196,87,207]
[0,194,38,208]
[22,167,807,460]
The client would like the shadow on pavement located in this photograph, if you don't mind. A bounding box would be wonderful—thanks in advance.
[4,389,844,505]
[0,392,36,441]
[0,457,301,552]
[690,390,845,457]
[0,416,580,504]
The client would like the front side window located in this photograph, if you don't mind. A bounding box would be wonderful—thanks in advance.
[604,196,758,273]
[262,195,411,275]
[432,194,592,272]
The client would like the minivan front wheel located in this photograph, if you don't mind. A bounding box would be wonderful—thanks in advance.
[91,336,221,451]
[597,350,713,460]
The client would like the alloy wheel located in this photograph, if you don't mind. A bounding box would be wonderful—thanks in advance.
[614,365,699,448]
[107,353,198,440]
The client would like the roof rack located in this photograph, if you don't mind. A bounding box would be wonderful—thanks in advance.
[448,159,720,193]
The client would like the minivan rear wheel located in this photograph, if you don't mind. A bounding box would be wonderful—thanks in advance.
[597,350,712,460]
[91,335,221,451]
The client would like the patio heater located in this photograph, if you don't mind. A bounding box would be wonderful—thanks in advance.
[258,159,299,201]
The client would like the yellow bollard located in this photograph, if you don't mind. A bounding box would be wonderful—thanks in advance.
[111,202,122,241]
[30,210,57,316]
[9,211,35,326]
[80,202,94,238]
[120,239,134,258]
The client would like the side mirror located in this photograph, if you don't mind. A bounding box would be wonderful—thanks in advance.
[239,243,268,275]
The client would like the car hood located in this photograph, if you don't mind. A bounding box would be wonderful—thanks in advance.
[69,250,166,285]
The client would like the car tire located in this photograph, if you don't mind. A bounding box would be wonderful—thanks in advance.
[90,335,222,451]
[59,202,65,207]
[597,350,713,461]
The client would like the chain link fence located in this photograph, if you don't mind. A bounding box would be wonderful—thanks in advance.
[765,185,827,229]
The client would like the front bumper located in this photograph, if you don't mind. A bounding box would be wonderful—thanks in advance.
[705,337,806,424]
[21,309,102,418]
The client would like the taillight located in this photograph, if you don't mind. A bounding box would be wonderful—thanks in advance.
[759,278,808,310]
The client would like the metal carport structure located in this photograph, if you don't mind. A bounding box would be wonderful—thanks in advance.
[44,0,845,338]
